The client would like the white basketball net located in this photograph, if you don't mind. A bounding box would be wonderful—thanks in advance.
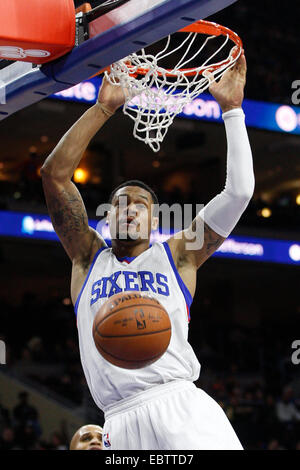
[105,25,241,152]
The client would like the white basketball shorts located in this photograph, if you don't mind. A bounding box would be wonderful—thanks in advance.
[102,380,243,450]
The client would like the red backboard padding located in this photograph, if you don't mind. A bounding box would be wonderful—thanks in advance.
[0,0,75,64]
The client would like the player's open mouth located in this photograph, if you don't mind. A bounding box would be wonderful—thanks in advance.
[88,445,102,450]
[119,218,138,226]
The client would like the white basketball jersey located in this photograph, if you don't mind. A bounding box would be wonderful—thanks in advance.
[75,241,201,412]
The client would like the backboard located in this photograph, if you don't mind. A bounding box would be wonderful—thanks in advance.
[0,0,238,121]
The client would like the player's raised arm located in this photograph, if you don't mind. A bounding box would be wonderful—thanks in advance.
[168,51,255,271]
[41,77,126,263]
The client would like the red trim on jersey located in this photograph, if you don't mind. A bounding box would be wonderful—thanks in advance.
[116,256,135,264]
[186,304,191,323]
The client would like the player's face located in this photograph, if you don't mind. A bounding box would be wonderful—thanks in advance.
[71,425,103,450]
[108,186,157,242]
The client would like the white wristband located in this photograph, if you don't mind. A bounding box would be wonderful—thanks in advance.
[222,107,245,120]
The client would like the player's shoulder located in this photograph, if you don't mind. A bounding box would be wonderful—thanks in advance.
[148,240,175,262]
[150,238,176,252]
[149,240,167,253]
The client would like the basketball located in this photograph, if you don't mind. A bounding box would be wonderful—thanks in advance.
[92,291,171,369]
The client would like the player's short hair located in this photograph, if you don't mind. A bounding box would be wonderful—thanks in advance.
[109,180,159,210]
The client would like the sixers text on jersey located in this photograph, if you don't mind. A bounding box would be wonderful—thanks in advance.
[90,270,170,305]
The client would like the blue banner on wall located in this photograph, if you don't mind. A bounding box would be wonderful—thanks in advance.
[1,210,300,266]
[51,77,300,136]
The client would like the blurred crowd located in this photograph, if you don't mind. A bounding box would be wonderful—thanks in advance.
[1,292,300,450]
[0,391,69,450]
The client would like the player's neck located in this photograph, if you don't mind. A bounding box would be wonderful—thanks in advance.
[111,239,151,259]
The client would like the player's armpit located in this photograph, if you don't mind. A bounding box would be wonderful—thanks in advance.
[42,176,105,263]
[168,214,226,270]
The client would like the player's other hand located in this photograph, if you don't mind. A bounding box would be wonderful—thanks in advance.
[205,48,247,113]
[97,74,127,114]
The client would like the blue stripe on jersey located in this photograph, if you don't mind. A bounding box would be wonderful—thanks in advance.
[116,245,152,264]
[116,256,136,263]
[74,246,108,316]
[162,241,193,310]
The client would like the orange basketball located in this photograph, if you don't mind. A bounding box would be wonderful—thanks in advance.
[92,291,171,369]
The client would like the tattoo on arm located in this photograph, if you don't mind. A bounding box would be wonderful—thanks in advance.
[203,222,225,256]
[44,184,95,260]
[165,217,226,271]
[186,218,225,267]
[49,189,89,242]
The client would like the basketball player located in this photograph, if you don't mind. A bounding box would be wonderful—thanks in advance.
[69,424,103,450]
[41,50,254,450]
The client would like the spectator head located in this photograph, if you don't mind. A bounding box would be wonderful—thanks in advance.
[255,389,264,401]
[2,427,15,443]
[69,424,103,450]
[232,386,242,399]
[229,395,239,406]
[266,394,275,406]
[244,391,254,401]
[27,336,43,353]
[267,439,284,450]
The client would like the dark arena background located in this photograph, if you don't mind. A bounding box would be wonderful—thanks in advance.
[0,0,300,451]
